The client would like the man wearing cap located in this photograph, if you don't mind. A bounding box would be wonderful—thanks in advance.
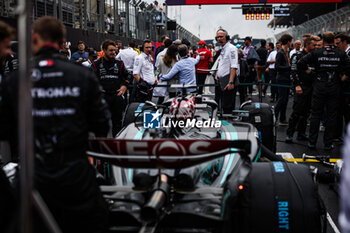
[82,49,98,67]
[243,36,260,99]
[194,40,213,94]
[174,39,182,46]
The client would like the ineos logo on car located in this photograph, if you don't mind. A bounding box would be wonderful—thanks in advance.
[189,141,211,154]
[126,141,148,155]
[123,140,214,156]
[152,141,186,156]
[152,141,186,163]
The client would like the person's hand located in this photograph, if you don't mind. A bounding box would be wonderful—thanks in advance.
[154,79,159,85]
[295,85,303,95]
[305,69,312,74]
[265,68,269,73]
[225,83,235,91]
[117,85,127,96]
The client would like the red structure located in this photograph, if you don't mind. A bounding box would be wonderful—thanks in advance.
[166,0,344,5]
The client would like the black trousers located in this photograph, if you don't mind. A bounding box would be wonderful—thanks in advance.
[0,168,16,233]
[246,67,256,95]
[196,72,208,94]
[269,69,277,99]
[309,81,340,145]
[238,75,247,106]
[286,85,312,136]
[274,80,291,122]
[215,83,237,114]
[103,93,125,137]
[34,158,109,233]
[263,70,270,95]
[335,84,350,138]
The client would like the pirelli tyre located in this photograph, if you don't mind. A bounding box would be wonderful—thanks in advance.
[240,101,276,154]
[232,162,323,233]
[121,102,142,128]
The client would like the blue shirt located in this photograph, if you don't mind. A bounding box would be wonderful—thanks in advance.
[160,56,200,92]
[70,51,89,62]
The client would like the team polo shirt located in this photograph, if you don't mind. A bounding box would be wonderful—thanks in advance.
[217,42,238,78]
[195,48,213,73]
[133,52,155,85]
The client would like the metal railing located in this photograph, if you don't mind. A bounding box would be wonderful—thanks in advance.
[1,0,199,44]
[0,0,199,43]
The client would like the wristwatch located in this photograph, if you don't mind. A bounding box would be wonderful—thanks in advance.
[229,81,234,84]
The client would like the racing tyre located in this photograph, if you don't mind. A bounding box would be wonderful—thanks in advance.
[240,101,276,154]
[233,162,323,233]
[122,102,142,128]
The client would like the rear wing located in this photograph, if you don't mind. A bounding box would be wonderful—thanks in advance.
[87,139,251,169]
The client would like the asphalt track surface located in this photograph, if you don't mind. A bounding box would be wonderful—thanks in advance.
[247,91,341,233]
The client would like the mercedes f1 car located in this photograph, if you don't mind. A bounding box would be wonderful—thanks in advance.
[88,85,324,233]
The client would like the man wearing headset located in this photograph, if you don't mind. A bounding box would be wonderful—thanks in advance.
[215,29,239,113]
[132,40,158,102]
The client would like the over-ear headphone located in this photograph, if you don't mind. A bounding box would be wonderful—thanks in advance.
[140,39,152,52]
[215,29,230,41]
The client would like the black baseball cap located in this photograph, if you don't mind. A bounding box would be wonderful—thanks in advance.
[89,50,98,57]
[244,36,252,41]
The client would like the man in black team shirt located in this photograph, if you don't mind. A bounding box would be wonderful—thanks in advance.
[286,37,317,143]
[256,39,268,95]
[0,20,16,233]
[0,16,111,233]
[298,32,350,150]
[91,39,131,137]
[0,21,15,78]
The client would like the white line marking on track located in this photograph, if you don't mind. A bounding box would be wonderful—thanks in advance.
[277,152,340,233]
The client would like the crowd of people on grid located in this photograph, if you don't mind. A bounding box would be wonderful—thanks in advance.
[232,32,350,151]
[3,25,350,151]
[2,15,350,233]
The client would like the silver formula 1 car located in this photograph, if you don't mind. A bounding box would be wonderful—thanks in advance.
[88,85,324,233]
